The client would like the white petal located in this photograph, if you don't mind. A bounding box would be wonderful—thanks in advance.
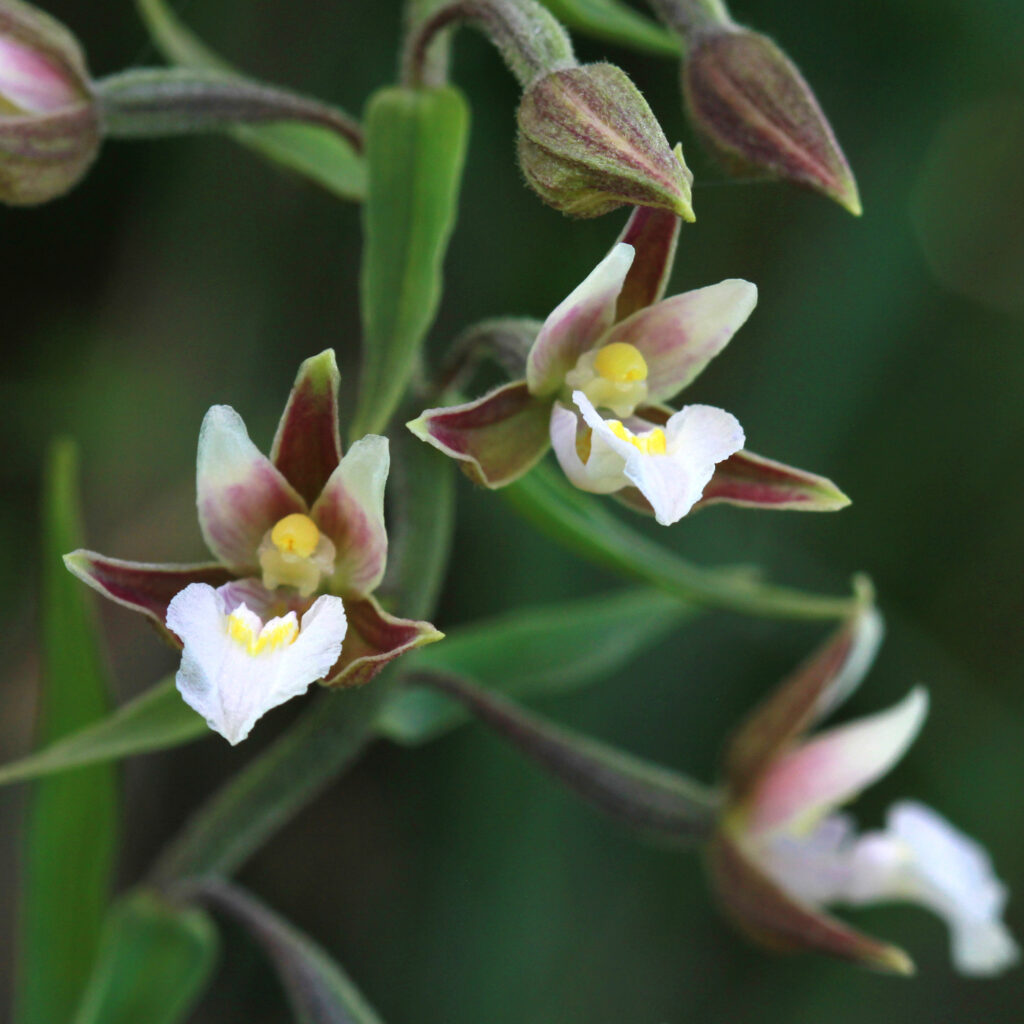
[166,583,347,745]
[625,405,744,525]
[847,802,1020,976]
[554,393,629,493]
[748,687,929,835]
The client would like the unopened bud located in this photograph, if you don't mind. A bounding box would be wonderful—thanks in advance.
[0,1,98,205]
[683,27,860,215]
[518,62,695,220]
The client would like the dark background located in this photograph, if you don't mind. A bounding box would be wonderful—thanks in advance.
[2,0,1023,1020]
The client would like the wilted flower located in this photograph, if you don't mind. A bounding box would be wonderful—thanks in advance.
[711,608,1019,975]
[66,350,441,744]
[0,0,99,205]
[410,205,848,524]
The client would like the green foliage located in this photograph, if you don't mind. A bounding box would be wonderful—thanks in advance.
[538,0,680,56]
[350,85,470,437]
[71,890,218,1024]
[0,676,204,788]
[504,464,859,620]
[380,587,696,744]
[196,880,384,1024]
[134,0,366,199]
[16,442,117,1024]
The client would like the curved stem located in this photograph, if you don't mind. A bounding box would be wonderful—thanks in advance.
[402,0,574,89]
[644,0,733,39]
[94,68,363,152]
[412,670,719,840]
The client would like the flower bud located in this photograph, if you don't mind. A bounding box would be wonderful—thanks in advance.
[0,1,99,205]
[683,27,860,215]
[517,62,694,220]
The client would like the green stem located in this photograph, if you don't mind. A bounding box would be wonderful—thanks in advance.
[401,0,575,89]
[644,0,733,38]
[94,68,363,152]
[504,465,861,621]
[413,671,719,840]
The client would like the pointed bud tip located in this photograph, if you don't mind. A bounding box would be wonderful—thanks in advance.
[683,28,859,215]
[517,63,694,220]
[871,944,916,976]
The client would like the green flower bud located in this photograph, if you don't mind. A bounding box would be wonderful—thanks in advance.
[517,62,695,220]
[0,0,99,205]
[683,27,860,215]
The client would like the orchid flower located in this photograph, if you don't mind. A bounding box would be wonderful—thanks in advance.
[65,350,442,744]
[711,607,1018,975]
[409,206,848,524]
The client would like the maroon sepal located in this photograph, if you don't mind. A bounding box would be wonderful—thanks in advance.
[615,205,681,321]
[270,349,343,505]
[63,550,233,644]
[325,595,443,689]
[408,381,552,488]
[708,830,913,974]
[696,450,850,511]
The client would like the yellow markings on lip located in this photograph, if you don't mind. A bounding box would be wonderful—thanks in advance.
[271,513,320,558]
[593,342,648,384]
[228,610,299,656]
[606,419,667,455]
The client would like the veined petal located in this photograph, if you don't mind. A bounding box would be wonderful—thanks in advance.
[526,243,634,397]
[708,829,913,973]
[166,583,347,745]
[62,550,234,644]
[311,435,389,598]
[197,405,306,572]
[748,687,929,836]
[324,595,443,689]
[603,279,757,403]
[270,350,343,506]
[725,607,884,801]
[846,802,1019,976]
[695,450,850,512]
[614,206,681,322]
[408,381,552,489]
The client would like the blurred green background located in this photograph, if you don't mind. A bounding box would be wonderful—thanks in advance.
[3,0,1024,1019]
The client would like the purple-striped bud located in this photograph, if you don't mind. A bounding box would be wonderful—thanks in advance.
[683,27,860,215]
[0,1,99,205]
[517,62,695,220]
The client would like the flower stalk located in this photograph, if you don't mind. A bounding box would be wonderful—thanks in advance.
[411,670,720,840]
[94,68,363,151]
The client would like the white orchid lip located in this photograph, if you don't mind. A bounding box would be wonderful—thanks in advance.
[166,582,347,745]
[257,512,336,597]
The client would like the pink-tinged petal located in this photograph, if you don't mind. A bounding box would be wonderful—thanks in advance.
[708,830,913,973]
[324,595,443,689]
[0,34,80,113]
[215,577,310,620]
[614,206,681,322]
[197,405,306,573]
[526,243,635,396]
[748,688,929,836]
[63,550,234,645]
[603,279,757,403]
[694,450,850,512]
[311,435,389,598]
[724,608,883,800]
[408,381,552,489]
[270,350,343,506]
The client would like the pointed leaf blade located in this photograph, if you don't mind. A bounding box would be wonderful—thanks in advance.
[539,0,680,57]
[72,890,218,1024]
[16,441,117,1024]
[379,588,695,744]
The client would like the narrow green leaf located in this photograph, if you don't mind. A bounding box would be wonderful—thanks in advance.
[192,879,384,1024]
[0,676,205,788]
[379,588,695,744]
[72,890,218,1024]
[134,0,366,200]
[539,0,680,56]
[16,441,118,1024]
[503,464,860,621]
[350,85,470,438]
